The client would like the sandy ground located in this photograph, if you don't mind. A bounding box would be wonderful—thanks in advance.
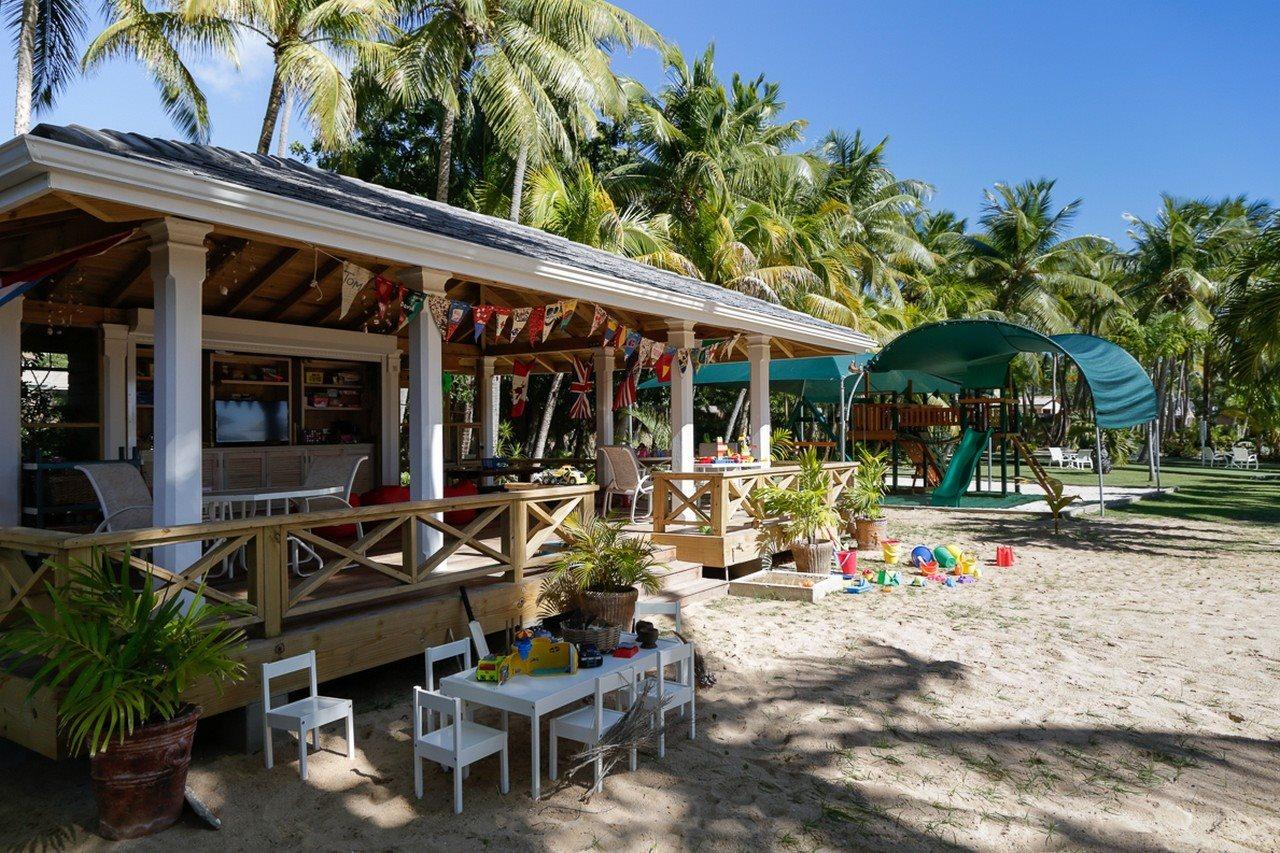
[3,508,1280,852]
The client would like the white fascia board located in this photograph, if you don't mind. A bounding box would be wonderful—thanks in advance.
[13,136,876,353]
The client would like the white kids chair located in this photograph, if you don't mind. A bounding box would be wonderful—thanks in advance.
[261,651,355,781]
[412,688,509,813]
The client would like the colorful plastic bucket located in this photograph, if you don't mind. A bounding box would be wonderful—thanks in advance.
[881,539,901,565]
[837,550,858,578]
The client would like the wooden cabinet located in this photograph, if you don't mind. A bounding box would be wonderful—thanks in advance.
[299,358,376,446]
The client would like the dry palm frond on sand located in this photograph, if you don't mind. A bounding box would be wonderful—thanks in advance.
[542,681,664,803]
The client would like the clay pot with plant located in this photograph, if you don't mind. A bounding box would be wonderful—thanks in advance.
[842,447,890,550]
[0,551,247,839]
[758,449,842,573]
[541,515,663,628]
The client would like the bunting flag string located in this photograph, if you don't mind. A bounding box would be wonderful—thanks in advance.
[542,302,563,340]
[427,295,450,331]
[508,307,531,341]
[511,359,531,418]
[527,305,546,344]
[471,304,496,341]
[614,349,639,410]
[558,299,578,330]
[589,305,608,336]
[444,299,471,340]
[339,261,373,319]
[622,330,642,360]
[397,289,426,331]
[568,356,594,419]
[491,306,512,339]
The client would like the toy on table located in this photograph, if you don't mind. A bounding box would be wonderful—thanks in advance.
[578,644,603,668]
[475,633,579,685]
[612,643,639,658]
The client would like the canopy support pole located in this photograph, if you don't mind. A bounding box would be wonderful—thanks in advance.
[1154,418,1162,490]
[1095,421,1106,517]
[838,375,847,461]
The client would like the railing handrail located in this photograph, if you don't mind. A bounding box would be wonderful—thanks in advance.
[650,461,855,483]
[0,484,598,550]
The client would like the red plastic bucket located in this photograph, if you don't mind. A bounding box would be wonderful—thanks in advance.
[837,550,858,578]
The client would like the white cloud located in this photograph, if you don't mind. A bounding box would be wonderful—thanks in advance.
[190,31,275,98]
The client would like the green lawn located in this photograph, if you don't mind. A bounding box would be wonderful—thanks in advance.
[1050,460,1280,526]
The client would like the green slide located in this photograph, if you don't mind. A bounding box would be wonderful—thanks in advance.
[930,428,992,507]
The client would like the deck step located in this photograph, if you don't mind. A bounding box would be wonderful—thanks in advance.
[641,573,729,609]
[653,558,703,587]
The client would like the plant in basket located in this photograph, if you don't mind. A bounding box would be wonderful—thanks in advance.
[541,516,662,633]
[0,550,248,839]
[757,448,841,573]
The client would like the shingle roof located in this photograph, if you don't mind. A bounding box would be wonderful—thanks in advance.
[29,124,861,341]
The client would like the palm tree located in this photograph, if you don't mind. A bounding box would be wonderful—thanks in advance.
[1218,213,1280,381]
[10,0,88,135]
[965,179,1116,333]
[390,0,662,208]
[87,0,394,150]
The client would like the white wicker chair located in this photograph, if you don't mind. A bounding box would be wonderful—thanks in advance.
[598,446,653,523]
[76,462,153,533]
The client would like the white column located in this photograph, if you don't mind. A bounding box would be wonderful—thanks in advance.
[400,268,450,564]
[146,218,212,570]
[748,334,772,466]
[101,324,130,460]
[124,337,138,457]
[0,296,21,527]
[477,356,498,487]
[668,321,697,473]
[379,351,402,487]
[593,348,614,446]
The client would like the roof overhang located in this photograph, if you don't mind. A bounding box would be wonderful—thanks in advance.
[0,134,875,355]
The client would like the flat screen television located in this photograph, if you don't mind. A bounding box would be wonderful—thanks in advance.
[214,399,289,445]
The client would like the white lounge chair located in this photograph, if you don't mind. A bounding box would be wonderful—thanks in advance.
[599,445,653,523]
[76,462,153,533]
[1229,446,1259,470]
[1048,447,1069,469]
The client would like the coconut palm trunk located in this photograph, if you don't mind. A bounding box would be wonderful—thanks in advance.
[257,64,286,155]
[724,388,746,438]
[509,142,529,222]
[532,372,565,458]
[276,93,292,157]
[12,0,38,135]
[436,106,456,203]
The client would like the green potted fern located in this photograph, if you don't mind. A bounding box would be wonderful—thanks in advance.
[543,515,663,629]
[840,447,890,550]
[0,552,247,839]
[757,449,842,573]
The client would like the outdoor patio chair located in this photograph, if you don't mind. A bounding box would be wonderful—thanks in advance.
[1229,446,1259,470]
[424,639,476,734]
[638,642,696,759]
[633,601,682,632]
[598,445,653,523]
[76,462,153,533]
[548,666,639,793]
[299,454,367,519]
[1047,447,1069,469]
[413,688,509,812]
[261,651,355,782]
[1068,449,1092,470]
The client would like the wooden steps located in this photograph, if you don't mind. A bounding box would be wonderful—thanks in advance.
[642,558,729,609]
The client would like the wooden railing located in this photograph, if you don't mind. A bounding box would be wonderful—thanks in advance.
[851,403,960,434]
[651,462,856,537]
[0,485,595,638]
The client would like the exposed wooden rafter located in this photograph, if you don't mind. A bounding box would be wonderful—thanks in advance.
[263,257,341,323]
[219,246,300,316]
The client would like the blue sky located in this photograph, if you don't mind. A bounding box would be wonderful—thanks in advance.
[2,1,1275,243]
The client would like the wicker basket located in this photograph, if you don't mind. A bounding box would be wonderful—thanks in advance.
[577,587,639,629]
[559,623,623,652]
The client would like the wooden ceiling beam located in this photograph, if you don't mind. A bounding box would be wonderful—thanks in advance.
[102,248,152,308]
[219,246,300,315]
[262,257,341,322]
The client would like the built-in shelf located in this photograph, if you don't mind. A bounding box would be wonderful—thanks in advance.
[305,382,363,390]
[305,405,364,412]
[217,379,289,387]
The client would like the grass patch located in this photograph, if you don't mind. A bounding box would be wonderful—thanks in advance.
[1053,462,1280,526]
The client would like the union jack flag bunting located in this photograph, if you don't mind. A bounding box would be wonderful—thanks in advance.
[568,356,594,419]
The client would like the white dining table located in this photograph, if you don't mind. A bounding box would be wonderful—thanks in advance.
[202,485,346,576]
[439,634,684,799]
[692,460,765,473]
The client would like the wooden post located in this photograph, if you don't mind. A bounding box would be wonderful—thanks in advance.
[401,512,420,581]
[710,475,729,536]
[652,475,669,533]
[508,497,528,583]
[260,525,286,637]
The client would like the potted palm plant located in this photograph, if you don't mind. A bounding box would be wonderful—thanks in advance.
[0,552,247,839]
[758,449,842,573]
[842,447,890,550]
[543,516,663,630]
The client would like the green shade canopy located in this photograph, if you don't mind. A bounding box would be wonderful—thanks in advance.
[637,354,952,403]
[866,320,1157,429]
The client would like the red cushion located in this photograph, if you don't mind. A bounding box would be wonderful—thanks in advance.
[443,481,478,524]
[361,485,411,506]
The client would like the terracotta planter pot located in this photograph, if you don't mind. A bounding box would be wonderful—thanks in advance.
[792,540,835,574]
[578,587,640,628]
[855,517,887,551]
[89,704,201,840]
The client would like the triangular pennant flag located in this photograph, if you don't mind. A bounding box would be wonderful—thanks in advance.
[613,326,628,351]
[677,348,692,374]
[471,305,496,342]
[445,299,470,340]
[568,356,594,420]
[637,338,655,368]
[558,299,578,331]
[340,262,373,319]
[491,306,512,338]
[528,305,546,344]
[542,302,562,341]
[511,359,531,418]
[509,307,531,342]
[373,276,398,324]
[427,295,450,331]
[397,289,426,331]
[655,350,674,383]
[602,318,621,347]
[589,305,608,336]
[623,330,642,360]
[614,350,639,411]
